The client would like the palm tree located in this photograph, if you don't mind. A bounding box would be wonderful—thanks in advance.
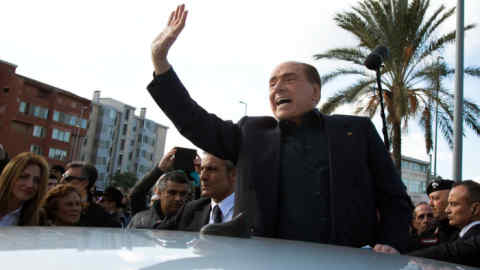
[314,0,480,174]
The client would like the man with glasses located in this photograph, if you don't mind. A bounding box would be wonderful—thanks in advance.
[407,202,437,251]
[61,161,120,227]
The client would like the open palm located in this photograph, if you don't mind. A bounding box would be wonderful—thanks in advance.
[151,4,188,74]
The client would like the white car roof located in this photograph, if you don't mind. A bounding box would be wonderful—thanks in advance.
[0,227,474,270]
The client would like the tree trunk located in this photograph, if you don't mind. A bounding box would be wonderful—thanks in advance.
[392,122,402,178]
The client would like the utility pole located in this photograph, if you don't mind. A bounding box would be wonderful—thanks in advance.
[452,0,464,182]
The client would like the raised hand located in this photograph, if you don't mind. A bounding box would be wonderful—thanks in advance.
[151,4,188,75]
[158,148,177,172]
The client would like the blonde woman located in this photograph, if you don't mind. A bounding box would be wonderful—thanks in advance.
[0,152,48,226]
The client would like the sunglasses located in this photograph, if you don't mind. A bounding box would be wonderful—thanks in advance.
[62,174,88,183]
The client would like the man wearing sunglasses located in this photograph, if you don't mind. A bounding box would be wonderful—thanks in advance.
[61,161,121,227]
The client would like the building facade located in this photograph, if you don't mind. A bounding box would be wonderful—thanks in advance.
[0,59,90,167]
[80,91,167,190]
[401,156,430,204]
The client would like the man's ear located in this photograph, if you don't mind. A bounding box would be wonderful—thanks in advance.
[312,84,321,105]
[471,202,480,216]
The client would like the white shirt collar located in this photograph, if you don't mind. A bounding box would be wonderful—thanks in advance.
[211,192,235,214]
[459,220,480,238]
[209,192,235,224]
[0,206,23,226]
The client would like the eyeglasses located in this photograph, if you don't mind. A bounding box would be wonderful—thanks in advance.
[62,174,88,183]
[417,213,434,220]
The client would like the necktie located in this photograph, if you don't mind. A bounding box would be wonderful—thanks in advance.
[212,205,222,223]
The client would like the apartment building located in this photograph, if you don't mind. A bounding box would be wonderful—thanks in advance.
[401,156,430,204]
[0,59,90,167]
[80,91,167,190]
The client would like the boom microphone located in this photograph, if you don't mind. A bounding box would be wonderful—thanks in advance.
[364,46,389,70]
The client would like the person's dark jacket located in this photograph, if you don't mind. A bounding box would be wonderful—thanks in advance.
[147,68,413,251]
[78,202,121,227]
[0,148,9,175]
[408,224,480,267]
[435,218,459,243]
[130,167,164,216]
[407,227,439,252]
[155,197,211,232]
[128,200,165,229]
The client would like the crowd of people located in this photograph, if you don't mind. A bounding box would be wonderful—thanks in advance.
[1,3,479,268]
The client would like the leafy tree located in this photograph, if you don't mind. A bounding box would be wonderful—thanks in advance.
[110,172,138,190]
[314,0,480,173]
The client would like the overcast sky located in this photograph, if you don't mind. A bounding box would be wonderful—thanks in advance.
[2,0,480,181]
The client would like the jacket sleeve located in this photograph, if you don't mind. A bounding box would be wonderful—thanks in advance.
[408,235,480,266]
[365,118,413,252]
[147,68,242,164]
[130,167,164,216]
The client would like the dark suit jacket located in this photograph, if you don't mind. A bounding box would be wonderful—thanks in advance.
[409,224,480,267]
[147,68,412,251]
[130,167,164,216]
[156,197,211,232]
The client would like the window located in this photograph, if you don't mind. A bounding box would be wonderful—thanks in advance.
[70,115,77,126]
[120,139,125,151]
[118,155,123,166]
[30,145,42,155]
[96,157,107,165]
[19,101,28,113]
[125,109,130,121]
[52,128,71,143]
[122,124,127,136]
[128,152,133,161]
[33,125,46,137]
[32,105,48,119]
[53,110,60,121]
[48,148,67,161]
[109,109,116,120]
[80,119,87,129]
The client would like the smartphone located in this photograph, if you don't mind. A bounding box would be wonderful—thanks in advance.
[173,147,197,173]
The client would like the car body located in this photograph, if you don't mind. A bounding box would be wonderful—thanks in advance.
[0,227,475,270]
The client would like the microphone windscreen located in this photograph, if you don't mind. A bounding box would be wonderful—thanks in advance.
[365,46,389,70]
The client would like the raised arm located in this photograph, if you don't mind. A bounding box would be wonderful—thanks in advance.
[130,148,176,215]
[147,4,242,164]
[151,4,188,75]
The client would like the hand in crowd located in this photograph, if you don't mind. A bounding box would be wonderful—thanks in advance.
[151,4,188,75]
[373,244,399,254]
[157,148,176,172]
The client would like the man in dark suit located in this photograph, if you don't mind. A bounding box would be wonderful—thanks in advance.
[407,181,480,267]
[156,153,236,231]
[148,4,412,252]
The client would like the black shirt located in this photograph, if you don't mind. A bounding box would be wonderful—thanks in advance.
[277,110,331,243]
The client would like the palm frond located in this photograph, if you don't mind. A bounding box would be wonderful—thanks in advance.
[313,48,367,66]
[320,68,371,86]
[319,79,375,114]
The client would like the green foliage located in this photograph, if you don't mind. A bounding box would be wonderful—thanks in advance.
[314,0,480,169]
[110,172,138,190]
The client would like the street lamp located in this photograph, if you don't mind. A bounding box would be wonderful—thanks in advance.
[239,101,247,116]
